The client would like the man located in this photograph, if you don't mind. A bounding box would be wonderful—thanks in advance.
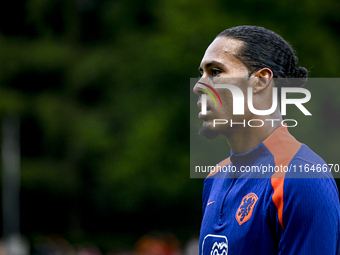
[193,26,340,254]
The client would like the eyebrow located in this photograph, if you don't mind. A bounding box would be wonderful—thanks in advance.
[198,60,227,72]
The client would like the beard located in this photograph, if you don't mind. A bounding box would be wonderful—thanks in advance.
[199,125,220,140]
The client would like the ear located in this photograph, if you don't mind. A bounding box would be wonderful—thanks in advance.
[251,68,273,94]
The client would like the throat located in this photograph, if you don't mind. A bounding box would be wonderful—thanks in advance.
[224,120,281,154]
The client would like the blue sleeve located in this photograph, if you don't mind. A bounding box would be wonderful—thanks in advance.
[278,175,340,254]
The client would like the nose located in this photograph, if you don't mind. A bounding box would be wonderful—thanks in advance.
[193,78,206,96]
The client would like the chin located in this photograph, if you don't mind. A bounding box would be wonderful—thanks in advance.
[199,123,220,140]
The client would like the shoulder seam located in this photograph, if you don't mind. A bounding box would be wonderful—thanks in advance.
[206,157,231,178]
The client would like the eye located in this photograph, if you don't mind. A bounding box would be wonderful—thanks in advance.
[198,68,204,77]
[211,68,222,76]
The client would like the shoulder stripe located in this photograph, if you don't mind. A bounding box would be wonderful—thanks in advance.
[262,126,301,230]
[207,157,231,178]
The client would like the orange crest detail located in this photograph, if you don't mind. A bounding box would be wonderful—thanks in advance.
[235,193,258,226]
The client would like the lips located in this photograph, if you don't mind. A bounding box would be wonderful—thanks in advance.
[197,101,211,111]
[197,101,212,120]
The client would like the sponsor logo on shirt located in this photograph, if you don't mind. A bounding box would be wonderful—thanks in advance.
[202,234,228,255]
[235,193,258,225]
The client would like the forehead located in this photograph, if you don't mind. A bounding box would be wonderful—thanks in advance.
[200,37,246,69]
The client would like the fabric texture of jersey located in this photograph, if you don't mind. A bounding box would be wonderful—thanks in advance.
[199,126,340,255]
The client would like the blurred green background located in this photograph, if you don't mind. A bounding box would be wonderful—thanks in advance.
[0,0,340,253]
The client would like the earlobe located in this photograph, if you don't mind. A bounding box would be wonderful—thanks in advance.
[253,68,273,94]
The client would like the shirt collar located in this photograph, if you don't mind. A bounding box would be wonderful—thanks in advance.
[229,126,289,178]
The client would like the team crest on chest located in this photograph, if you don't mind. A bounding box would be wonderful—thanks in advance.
[236,193,258,225]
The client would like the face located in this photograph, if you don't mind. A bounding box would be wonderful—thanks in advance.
[193,36,253,139]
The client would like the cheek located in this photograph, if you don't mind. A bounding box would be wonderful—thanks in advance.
[217,90,236,116]
[216,88,252,119]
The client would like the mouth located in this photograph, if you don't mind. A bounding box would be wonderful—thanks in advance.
[197,101,212,119]
[197,101,212,111]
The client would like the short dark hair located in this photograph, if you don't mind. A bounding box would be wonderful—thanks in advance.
[217,25,308,87]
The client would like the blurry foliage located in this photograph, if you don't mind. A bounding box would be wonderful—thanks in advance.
[0,0,340,251]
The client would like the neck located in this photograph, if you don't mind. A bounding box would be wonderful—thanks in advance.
[223,111,282,154]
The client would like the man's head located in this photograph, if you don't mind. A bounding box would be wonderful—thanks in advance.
[218,25,308,81]
[194,25,308,139]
